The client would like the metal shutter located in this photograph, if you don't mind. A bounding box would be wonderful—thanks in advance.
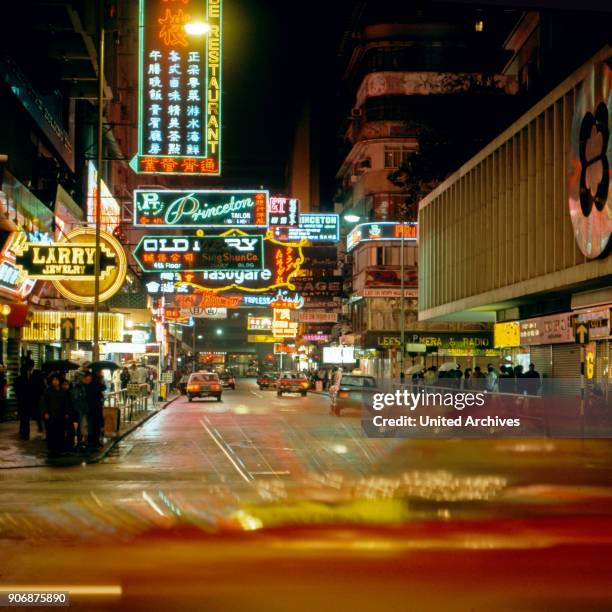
[551,344,581,396]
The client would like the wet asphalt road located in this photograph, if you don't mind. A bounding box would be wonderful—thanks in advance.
[1,378,612,610]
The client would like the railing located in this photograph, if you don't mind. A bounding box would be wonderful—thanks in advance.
[103,383,152,434]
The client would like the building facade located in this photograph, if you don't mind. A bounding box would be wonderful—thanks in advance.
[419,45,612,393]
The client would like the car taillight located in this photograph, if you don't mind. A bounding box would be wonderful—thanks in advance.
[212,384,221,390]
[301,382,309,388]
[187,385,198,391]
[339,391,349,398]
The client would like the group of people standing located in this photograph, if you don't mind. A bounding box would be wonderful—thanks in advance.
[417,362,542,395]
[15,362,107,457]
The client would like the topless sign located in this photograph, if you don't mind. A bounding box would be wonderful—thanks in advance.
[133,189,269,228]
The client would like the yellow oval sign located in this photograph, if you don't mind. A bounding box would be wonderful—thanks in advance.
[52,227,127,305]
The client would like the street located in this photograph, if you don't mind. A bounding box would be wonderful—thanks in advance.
[1,379,612,610]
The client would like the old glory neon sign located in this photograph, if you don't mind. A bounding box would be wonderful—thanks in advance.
[131,0,222,175]
[134,189,268,228]
[133,235,265,272]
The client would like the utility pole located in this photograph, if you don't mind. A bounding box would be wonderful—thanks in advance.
[92,21,105,362]
[399,221,405,385]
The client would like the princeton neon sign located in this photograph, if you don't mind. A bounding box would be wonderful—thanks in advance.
[134,189,268,228]
[132,0,222,175]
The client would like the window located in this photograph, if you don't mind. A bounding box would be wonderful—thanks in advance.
[384,145,413,169]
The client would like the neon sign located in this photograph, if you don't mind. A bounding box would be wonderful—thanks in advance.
[133,235,265,272]
[273,213,339,242]
[272,308,298,338]
[132,0,222,175]
[175,232,305,293]
[134,189,268,228]
[247,317,272,331]
[268,197,299,226]
[15,241,117,279]
[347,222,418,252]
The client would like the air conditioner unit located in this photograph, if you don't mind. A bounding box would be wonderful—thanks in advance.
[351,108,362,118]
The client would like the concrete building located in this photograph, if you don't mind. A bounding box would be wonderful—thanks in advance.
[334,3,521,379]
[418,45,612,393]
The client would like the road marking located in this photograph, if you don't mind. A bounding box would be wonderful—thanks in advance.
[249,471,291,476]
[142,491,166,516]
[200,419,252,483]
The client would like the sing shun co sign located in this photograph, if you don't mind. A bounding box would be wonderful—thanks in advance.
[131,0,222,175]
[134,189,269,228]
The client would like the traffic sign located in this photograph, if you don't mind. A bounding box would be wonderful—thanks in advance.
[574,323,590,344]
[60,318,75,342]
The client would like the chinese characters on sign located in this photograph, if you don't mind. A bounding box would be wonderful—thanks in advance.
[134,0,222,175]
[272,308,298,338]
[133,235,265,272]
[134,190,269,228]
[247,317,272,331]
[268,197,299,226]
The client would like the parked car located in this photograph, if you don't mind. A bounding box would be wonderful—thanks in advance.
[179,374,190,395]
[257,371,279,389]
[245,368,258,377]
[332,374,379,415]
[276,372,309,397]
[219,371,236,389]
[186,372,222,402]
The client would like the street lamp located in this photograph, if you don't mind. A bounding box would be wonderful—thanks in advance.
[343,214,360,224]
[197,334,203,340]
[185,21,211,35]
[216,328,223,336]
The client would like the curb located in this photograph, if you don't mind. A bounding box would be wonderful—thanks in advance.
[89,394,181,463]
[0,395,181,470]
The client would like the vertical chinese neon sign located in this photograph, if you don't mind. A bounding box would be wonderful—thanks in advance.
[132,0,222,176]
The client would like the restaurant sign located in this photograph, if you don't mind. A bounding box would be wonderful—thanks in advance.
[134,189,268,228]
[132,0,222,175]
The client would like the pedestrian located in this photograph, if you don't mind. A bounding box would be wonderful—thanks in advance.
[498,365,514,393]
[14,367,31,440]
[30,368,46,433]
[522,363,541,395]
[0,363,7,422]
[463,368,472,389]
[450,364,463,388]
[424,366,437,386]
[86,369,105,448]
[71,371,90,449]
[40,374,71,457]
[471,366,487,390]
[61,379,77,451]
[120,366,130,390]
[486,364,498,392]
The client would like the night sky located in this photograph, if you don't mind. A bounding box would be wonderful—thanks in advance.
[193,0,352,201]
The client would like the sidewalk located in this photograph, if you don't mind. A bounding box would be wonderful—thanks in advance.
[0,394,179,469]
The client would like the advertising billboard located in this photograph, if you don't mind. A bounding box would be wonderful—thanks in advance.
[134,190,268,228]
[133,235,265,272]
[347,222,418,251]
[273,214,339,242]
